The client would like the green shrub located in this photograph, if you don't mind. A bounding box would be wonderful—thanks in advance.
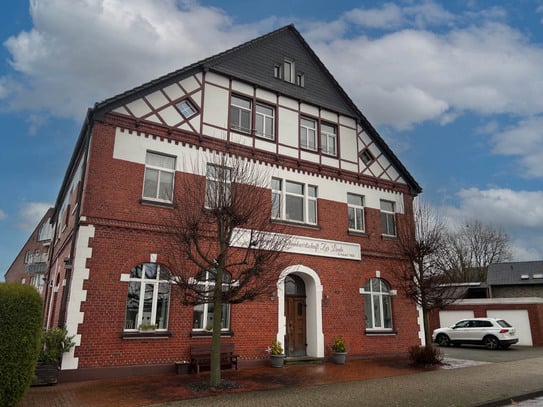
[408,345,444,366]
[0,283,43,407]
[39,327,75,363]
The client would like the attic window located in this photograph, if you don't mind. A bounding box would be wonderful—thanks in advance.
[359,149,375,165]
[533,273,543,279]
[176,99,197,118]
[274,59,304,87]
[520,274,530,280]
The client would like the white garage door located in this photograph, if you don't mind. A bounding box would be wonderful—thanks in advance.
[486,310,533,346]
[439,310,474,328]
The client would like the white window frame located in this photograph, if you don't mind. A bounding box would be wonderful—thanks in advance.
[205,164,232,209]
[191,270,231,332]
[176,99,197,118]
[362,278,393,331]
[380,200,396,237]
[255,103,275,140]
[272,177,317,225]
[300,117,317,151]
[124,263,171,331]
[347,193,365,232]
[142,151,175,203]
[320,123,337,156]
[230,95,252,133]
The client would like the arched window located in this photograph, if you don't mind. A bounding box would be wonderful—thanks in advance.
[363,278,393,330]
[285,274,306,296]
[192,269,231,331]
[124,263,171,331]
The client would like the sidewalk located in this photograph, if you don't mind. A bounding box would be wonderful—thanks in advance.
[18,353,543,407]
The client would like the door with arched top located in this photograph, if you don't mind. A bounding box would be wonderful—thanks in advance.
[285,274,306,357]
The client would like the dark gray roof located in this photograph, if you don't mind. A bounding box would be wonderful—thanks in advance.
[487,261,543,286]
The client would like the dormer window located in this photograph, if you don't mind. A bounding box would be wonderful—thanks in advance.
[274,58,304,87]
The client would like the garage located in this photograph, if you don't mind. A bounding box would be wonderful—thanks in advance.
[438,310,474,328]
[486,309,533,346]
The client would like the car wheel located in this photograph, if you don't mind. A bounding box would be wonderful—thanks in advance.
[483,336,499,350]
[436,334,450,347]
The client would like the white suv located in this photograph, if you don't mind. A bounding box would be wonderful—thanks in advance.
[432,317,519,350]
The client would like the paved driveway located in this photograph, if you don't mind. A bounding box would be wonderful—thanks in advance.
[442,345,543,363]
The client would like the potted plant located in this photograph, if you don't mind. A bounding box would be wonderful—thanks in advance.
[268,339,285,368]
[138,323,157,333]
[331,336,347,364]
[33,327,75,386]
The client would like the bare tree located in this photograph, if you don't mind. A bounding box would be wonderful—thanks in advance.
[393,199,457,345]
[167,153,289,387]
[436,219,513,282]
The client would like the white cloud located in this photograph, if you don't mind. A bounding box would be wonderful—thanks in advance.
[17,202,51,231]
[489,117,543,178]
[1,0,261,119]
[440,188,543,261]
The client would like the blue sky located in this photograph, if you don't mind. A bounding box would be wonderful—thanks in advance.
[2,0,543,277]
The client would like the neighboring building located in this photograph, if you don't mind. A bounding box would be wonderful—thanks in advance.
[429,260,543,347]
[488,261,543,298]
[4,208,53,296]
[44,25,424,381]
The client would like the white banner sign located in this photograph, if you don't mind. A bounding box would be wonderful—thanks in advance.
[231,228,361,260]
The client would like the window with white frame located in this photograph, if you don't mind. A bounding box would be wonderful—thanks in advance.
[205,164,232,209]
[143,152,175,203]
[124,263,171,331]
[176,99,197,118]
[380,200,396,236]
[363,278,393,330]
[272,178,317,224]
[255,103,275,140]
[230,95,252,133]
[300,117,317,151]
[347,193,365,232]
[321,123,337,156]
[192,269,231,331]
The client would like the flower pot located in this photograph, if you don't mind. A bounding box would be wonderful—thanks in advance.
[32,361,59,386]
[332,352,347,365]
[175,361,190,375]
[270,354,285,368]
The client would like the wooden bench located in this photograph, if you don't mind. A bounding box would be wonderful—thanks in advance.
[190,343,239,374]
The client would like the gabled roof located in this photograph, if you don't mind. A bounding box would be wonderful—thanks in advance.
[488,261,543,286]
[92,24,421,194]
[54,25,421,219]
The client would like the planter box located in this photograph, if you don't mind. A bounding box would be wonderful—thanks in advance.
[175,362,190,375]
[332,352,347,365]
[32,362,59,386]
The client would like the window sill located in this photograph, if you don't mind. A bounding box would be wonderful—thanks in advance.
[139,199,175,208]
[381,234,397,241]
[190,330,234,338]
[365,330,397,336]
[348,230,369,238]
[122,331,172,339]
[271,219,321,230]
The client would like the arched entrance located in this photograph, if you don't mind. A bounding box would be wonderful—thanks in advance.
[285,275,306,356]
[276,265,324,358]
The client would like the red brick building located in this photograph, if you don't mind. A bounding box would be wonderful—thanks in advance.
[4,207,53,297]
[44,25,423,381]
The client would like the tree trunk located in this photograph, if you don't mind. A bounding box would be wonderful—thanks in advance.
[423,309,432,346]
[209,267,224,387]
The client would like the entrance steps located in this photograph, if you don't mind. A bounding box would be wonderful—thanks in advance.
[285,356,324,365]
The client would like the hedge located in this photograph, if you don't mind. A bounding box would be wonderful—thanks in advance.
[0,283,43,407]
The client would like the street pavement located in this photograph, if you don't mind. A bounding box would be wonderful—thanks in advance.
[150,346,543,407]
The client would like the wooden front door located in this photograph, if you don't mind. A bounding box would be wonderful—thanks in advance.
[286,295,307,356]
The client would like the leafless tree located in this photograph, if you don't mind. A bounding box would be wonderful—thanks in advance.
[436,219,513,282]
[393,199,457,344]
[167,153,289,387]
